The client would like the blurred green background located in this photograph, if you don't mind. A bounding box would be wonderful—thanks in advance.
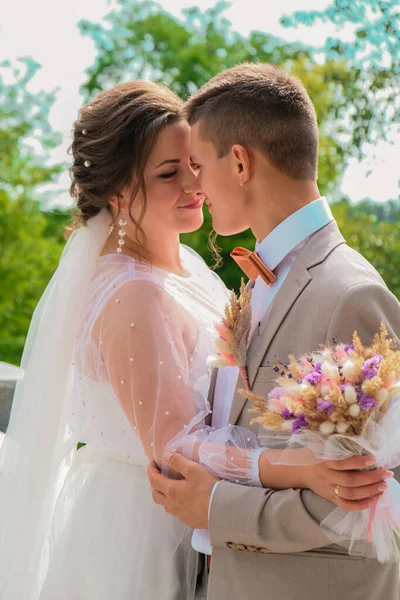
[1,0,399,365]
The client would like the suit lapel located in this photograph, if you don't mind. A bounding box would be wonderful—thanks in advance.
[228,259,311,425]
[247,259,311,387]
[228,221,346,425]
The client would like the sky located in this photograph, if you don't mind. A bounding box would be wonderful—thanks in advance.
[1,0,399,207]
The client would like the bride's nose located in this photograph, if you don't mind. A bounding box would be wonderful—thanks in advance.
[182,170,203,196]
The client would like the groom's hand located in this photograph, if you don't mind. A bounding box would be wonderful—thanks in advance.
[148,453,219,529]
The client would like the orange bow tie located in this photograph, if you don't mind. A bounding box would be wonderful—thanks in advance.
[230,247,277,285]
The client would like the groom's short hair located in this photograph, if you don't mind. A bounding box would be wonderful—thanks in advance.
[184,63,318,180]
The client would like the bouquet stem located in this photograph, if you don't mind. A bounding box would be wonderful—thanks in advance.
[240,366,250,392]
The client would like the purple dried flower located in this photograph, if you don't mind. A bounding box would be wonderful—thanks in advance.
[370,354,383,366]
[345,344,355,354]
[314,363,322,372]
[362,354,383,379]
[359,394,379,412]
[304,370,322,386]
[281,408,294,420]
[317,400,335,415]
[362,368,378,380]
[292,414,309,433]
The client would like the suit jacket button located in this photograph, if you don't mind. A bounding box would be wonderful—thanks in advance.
[236,544,246,551]
[258,547,268,553]
[226,542,235,549]
[247,546,258,552]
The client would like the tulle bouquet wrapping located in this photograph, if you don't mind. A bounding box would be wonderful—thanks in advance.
[248,323,400,563]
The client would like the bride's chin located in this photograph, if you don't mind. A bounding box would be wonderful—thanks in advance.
[177,211,204,234]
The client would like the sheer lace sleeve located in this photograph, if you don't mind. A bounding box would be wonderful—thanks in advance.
[90,267,264,487]
[93,280,200,465]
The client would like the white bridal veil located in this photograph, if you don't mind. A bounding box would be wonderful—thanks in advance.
[0,210,112,597]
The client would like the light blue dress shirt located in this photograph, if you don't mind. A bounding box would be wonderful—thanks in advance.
[192,196,334,555]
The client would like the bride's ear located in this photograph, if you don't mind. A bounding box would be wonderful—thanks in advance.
[231,144,251,186]
[109,191,126,211]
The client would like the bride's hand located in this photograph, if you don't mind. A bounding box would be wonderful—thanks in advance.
[302,455,393,511]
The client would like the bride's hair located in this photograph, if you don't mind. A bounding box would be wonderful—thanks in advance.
[68,80,184,243]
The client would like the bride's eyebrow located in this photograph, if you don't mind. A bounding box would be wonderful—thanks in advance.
[155,158,180,168]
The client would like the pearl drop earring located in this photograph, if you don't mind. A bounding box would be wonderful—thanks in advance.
[117,215,127,253]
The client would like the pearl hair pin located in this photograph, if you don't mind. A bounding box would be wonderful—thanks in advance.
[84,160,91,168]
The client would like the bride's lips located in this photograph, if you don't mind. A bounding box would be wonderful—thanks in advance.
[178,199,204,210]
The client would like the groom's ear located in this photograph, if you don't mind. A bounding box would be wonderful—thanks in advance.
[231,144,251,186]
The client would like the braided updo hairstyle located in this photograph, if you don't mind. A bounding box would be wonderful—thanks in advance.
[69,80,184,246]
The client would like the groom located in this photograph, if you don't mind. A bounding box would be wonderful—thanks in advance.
[149,63,400,599]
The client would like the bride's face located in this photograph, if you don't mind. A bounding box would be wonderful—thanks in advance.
[124,120,204,239]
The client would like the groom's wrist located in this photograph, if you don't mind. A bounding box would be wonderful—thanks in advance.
[259,450,310,490]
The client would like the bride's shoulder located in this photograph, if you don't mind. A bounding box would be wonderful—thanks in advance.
[90,256,172,313]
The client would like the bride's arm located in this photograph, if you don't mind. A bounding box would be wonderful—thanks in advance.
[94,280,199,466]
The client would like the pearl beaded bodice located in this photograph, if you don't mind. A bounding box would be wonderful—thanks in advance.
[69,246,229,465]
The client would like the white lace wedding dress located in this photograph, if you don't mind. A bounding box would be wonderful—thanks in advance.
[36,247,230,600]
[0,212,262,600]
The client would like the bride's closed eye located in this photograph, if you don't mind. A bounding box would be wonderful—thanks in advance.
[159,162,200,180]
[159,171,177,180]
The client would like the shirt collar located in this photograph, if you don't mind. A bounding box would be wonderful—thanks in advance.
[256,196,333,271]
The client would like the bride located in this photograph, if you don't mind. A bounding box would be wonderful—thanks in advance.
[0,80,233,599]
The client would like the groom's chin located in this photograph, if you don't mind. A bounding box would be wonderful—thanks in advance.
[212,221,251,237]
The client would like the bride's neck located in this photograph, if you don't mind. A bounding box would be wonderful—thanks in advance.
[103,229,184,275]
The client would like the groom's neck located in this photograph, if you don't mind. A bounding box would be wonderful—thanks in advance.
[248,178,321,243]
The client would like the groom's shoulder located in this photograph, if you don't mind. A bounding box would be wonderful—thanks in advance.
[305,239,398,316]
[300,221,386,294]
[326,242,385,287]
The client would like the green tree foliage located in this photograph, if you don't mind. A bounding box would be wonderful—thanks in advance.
[76,0,400,295]
[79,0,358,196]
[282,0,400,152]
[0,59,64,364]
[2,2,399,365]
[356,198,400,223]
[332,199,400,299]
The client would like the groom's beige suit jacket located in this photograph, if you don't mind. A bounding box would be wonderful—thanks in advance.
[207,221,400,600]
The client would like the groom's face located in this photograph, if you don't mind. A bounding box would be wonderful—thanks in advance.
[189,122,249,236]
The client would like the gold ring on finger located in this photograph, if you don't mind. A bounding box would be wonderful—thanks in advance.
[334,484,341,500]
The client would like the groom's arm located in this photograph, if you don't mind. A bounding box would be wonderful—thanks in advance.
[209,281,400,554]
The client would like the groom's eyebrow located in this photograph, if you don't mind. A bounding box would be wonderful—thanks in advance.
[155,158,180,168]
